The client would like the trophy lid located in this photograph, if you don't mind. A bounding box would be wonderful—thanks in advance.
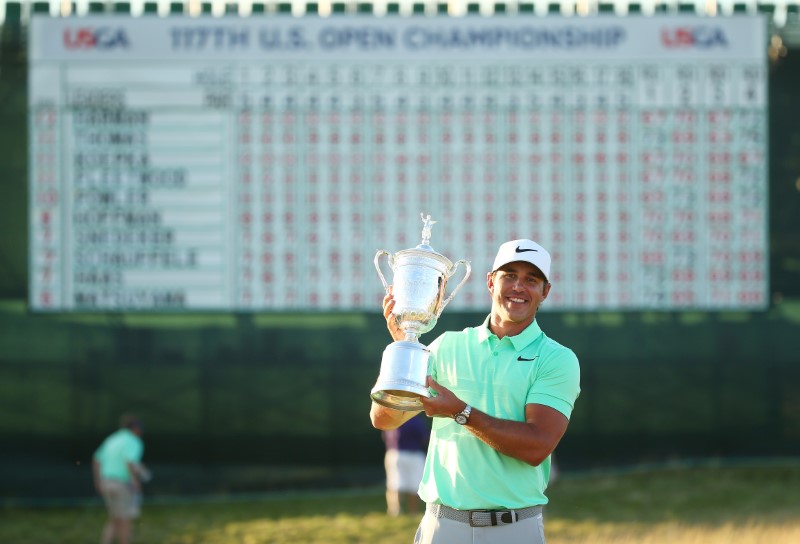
[389,213,452,270]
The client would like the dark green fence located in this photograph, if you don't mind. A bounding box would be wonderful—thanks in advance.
[1,301,799,499]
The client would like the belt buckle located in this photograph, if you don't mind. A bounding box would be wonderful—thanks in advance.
[468,510,491,528]
[468,509,517,527]
[496,510,516,525]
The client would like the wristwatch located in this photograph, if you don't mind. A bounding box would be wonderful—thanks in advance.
[454,404,472,426]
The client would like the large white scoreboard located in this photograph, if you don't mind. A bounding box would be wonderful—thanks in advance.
[29,14,768,311]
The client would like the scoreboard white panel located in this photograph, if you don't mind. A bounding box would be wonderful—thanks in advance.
[29,15,768,311]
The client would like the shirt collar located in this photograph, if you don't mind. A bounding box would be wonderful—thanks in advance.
[478,315,543,350]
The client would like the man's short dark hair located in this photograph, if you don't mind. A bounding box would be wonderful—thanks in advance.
[120,412,143,430]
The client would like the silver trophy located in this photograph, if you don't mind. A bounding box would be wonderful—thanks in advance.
[371,213,471,410]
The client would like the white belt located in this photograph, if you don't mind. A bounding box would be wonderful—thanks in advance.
[427,503,542,528]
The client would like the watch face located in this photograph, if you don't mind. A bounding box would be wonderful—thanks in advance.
[455,414,467,425]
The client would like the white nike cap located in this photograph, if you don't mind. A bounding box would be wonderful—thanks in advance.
[491,239,552,282]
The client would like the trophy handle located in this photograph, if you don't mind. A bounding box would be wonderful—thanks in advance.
[374,250,392,291]
[438,259,471,316]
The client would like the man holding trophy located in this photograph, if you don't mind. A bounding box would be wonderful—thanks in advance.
[370,219,581,544]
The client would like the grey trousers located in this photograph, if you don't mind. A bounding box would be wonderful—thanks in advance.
[413,508,546,544]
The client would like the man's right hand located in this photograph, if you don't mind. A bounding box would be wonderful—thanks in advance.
[383,287,405,342]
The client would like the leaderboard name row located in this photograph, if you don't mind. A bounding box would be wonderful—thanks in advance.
[60,61,765,109]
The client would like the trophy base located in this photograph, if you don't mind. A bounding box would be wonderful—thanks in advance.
[370,340,430,412]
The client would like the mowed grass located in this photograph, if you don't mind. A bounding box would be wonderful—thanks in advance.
[2,463,799,544]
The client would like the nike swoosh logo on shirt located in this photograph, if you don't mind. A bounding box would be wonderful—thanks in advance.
[517,356,539,362]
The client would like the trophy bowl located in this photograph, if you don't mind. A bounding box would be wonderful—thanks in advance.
[371,214,471,410]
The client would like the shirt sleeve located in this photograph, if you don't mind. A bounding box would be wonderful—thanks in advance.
[124,436,144,463]
[527,347,581,419]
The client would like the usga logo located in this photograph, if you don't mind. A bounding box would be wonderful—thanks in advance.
[63,27,130,49]
[661,26,728,48]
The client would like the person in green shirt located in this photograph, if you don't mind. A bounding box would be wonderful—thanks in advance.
[371,239,580,544]
[93,413,150,544]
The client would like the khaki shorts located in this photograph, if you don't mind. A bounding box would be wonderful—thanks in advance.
[385,449,426,493]
[100,480,141,520]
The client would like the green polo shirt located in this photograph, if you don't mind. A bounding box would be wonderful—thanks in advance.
[418,316,580,510]
[93,428,143,483]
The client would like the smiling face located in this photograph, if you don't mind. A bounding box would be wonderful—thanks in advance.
[487,261,551,338]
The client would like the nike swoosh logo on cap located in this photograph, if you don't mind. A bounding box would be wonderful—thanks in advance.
[515,246,538,253]
[518,356,539,362]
